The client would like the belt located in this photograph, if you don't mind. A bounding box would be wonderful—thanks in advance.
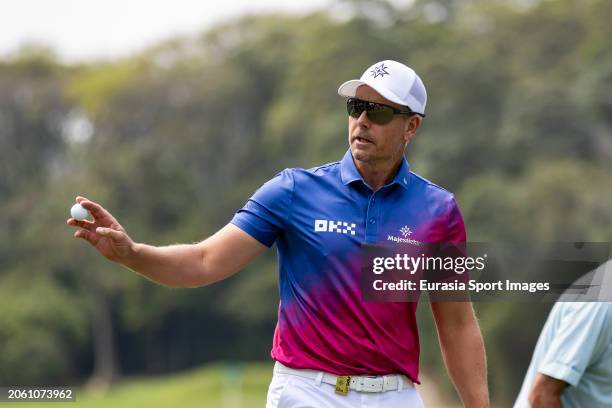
[273,361,414,395]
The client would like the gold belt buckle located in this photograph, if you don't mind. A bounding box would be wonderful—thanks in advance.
[335,376,351,395]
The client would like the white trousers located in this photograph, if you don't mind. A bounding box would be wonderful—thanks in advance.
[265,367,424,408]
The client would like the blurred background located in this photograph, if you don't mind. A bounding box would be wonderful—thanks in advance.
[1,0,611,406]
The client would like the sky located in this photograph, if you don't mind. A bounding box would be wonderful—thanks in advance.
[0,0,336,63]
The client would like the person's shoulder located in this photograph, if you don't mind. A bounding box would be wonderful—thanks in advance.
[409,171,458,206]
[410,171,452,195]
[589,301,612,316]
[406,171,460,219]
[308,160,342,175]
[555,301,612,326]
[283,160,342,179]
[558,301,612,312]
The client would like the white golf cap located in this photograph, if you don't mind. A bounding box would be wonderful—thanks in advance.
[338,60,427,116]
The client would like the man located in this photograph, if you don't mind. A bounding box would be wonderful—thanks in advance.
[514,261,612,408]
[68,60,489,407]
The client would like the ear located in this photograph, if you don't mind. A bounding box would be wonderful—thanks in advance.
[403,115,422,143]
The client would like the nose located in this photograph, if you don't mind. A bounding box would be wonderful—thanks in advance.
[356,110,371,128]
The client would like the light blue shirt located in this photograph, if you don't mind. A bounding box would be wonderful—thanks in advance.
[514,302,612,408]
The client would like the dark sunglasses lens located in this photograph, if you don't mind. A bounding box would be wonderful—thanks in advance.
[366,106,394,124]
[347,99,362,118]
[346,99,395,124]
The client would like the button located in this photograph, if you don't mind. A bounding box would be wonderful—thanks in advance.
[369,219,376,224]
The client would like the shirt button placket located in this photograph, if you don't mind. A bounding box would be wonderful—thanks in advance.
[365,194,378,243]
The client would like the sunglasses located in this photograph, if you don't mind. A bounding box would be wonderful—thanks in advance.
[346,98,422,125]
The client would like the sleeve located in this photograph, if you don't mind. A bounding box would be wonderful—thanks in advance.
[445,196,467,243]
[537,303,611,387]
[230,169,294,247]
[428,195,469,291]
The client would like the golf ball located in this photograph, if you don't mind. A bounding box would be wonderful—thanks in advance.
[70,203,91,220]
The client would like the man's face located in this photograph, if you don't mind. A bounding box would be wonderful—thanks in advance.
[348,85,419,166]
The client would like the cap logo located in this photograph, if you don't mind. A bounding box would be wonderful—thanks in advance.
[370,63,390,78]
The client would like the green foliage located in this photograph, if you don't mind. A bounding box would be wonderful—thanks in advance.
[0,272,87,384]
[459,160,612,241]
[67,59,152,117]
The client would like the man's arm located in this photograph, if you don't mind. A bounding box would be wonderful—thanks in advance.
[527,373,568,408]
[67,196,267,288]
[126,224,266,287]
[431,301,489,408]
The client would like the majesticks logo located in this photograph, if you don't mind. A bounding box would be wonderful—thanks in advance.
[387,225,420,245]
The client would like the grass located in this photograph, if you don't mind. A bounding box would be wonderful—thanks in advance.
[3,362,474,407]
[3,362,273,408]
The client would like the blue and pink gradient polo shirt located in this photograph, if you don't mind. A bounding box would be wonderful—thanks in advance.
[231,149,466,383]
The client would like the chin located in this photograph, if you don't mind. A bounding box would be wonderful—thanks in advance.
[351,147,372,163]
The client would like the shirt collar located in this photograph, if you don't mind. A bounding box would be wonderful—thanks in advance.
[340,148,411,191]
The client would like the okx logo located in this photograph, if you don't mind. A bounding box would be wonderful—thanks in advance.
[314,219,356,236]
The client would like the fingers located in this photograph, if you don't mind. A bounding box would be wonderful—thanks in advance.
[74,229,98,245]
[67,218,96,231]
[75,196,116,224]
[71,197,128,251]
[95,227,125,242]
[73,225,126,246]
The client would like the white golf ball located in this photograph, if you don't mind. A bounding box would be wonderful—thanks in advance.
[70,203,91,220]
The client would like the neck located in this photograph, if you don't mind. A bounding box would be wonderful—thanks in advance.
[353,155,403,192]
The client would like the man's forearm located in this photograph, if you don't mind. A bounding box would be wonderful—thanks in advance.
[528,374,567,408]
[432,302,489,408]
[69,201,265,288]
[529,392,562,408]
[439,321,488,407]
[113,225,266,289]
[123,243,205,288]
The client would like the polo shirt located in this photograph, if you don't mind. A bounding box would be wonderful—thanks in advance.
[514,301,612,408]
[231,148,466,383]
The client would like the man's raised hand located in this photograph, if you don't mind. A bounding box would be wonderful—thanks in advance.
[67,196,135,263]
